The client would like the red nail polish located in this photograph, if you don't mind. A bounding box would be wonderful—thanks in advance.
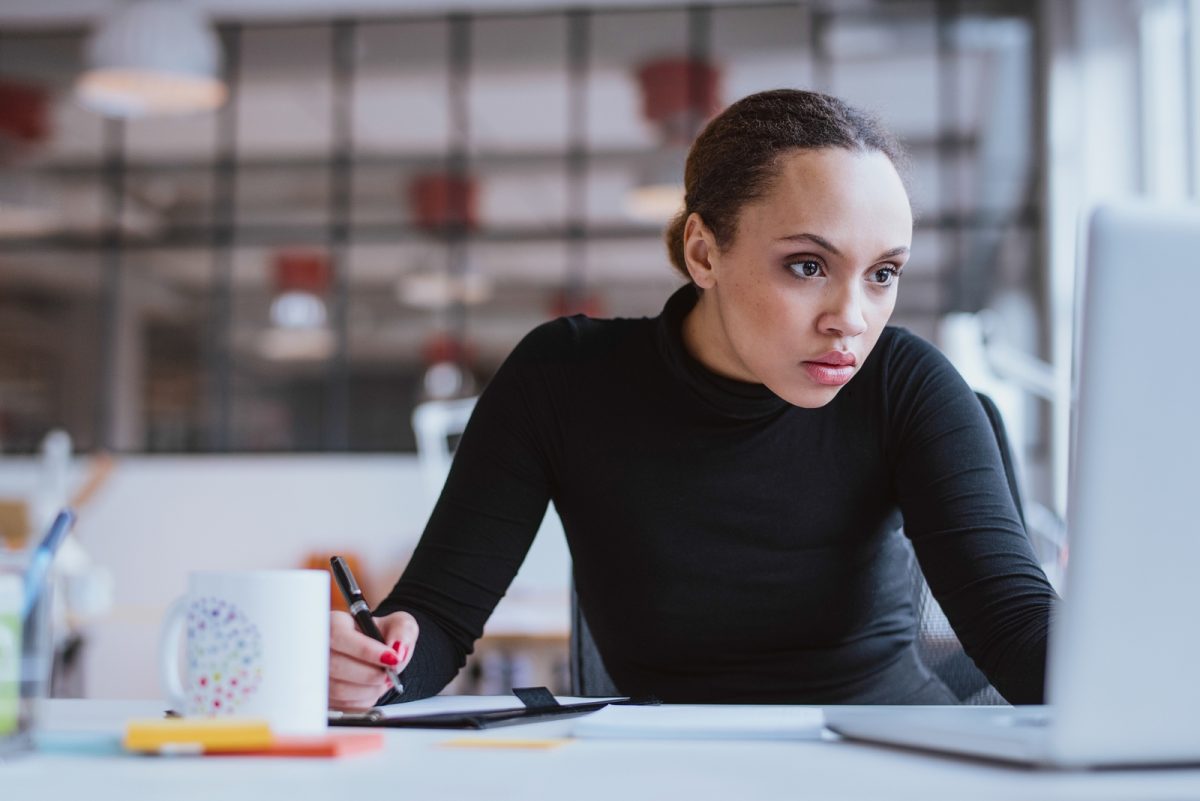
[391,641,401,653]
[380,651,399,666]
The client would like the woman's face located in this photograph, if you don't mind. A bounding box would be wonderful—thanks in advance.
[682,146,913,408]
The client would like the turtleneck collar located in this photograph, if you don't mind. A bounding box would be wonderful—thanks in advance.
[655,284,790,421]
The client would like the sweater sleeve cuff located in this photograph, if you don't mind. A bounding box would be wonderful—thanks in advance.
[369,605,466,703]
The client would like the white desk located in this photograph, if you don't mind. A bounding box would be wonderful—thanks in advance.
[5,700,1200,801]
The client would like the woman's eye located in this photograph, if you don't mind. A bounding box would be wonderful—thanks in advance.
[788,260,823,278]
[870,266,901,286]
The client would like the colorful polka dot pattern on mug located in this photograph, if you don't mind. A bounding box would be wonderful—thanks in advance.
[185,597,263,716]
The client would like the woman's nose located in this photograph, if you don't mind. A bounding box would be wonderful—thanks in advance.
[818,284,868,338]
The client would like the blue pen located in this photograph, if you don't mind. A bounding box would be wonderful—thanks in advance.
[21,509,75,619]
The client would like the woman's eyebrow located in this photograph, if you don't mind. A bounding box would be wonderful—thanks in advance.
[778,232,842,254]
[778,233,910,260]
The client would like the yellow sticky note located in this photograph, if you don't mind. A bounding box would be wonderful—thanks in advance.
[438,737,569,750]
[123,718,273,753]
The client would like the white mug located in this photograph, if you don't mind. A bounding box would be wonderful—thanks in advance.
[159,570,329,734]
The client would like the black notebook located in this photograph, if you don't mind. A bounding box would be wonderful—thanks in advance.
[328,686,656,730]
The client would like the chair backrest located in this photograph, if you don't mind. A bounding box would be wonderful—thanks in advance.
[568,390,1029,702]
[907,391,1026,704]
[411,397,478,500]
[570,590,620,697]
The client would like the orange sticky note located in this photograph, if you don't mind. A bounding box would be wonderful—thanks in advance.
[220,732,385,758]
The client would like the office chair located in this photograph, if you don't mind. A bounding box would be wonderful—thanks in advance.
[411,396,479,501]
[569,391,1031,704]
[906,391,1026,705]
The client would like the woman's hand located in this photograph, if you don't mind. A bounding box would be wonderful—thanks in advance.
[328,610,419,711]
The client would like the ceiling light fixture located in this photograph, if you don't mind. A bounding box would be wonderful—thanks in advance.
[625,57,720,224]
[0,171,58,239]
[396,269,492,309]
[76,0,227,118]
[257,250,335,362]
[268,251,330,330]
[623,144,688,224]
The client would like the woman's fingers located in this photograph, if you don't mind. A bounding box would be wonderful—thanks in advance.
[329,667,392,711]
[330,650,391,686]
[329,678,391,711]
[328,610,418,710]
[377,612,420,670]
[329,610,401,668]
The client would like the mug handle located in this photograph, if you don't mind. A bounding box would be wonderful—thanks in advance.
[158,597,188,713]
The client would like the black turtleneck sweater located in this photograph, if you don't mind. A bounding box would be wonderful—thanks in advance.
[377,286,1057,705]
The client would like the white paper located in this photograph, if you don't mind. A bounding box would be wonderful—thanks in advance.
[571,704,826,740]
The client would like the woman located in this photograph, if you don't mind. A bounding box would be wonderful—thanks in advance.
[328,89,1057,709]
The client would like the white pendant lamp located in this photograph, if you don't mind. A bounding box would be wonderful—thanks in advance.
[0,171,58,238]
[624,144,687,224]
[625,57,720,223]
[76,1,226,118]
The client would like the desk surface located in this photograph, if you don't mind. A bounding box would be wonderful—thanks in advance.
[4,700,1200,801]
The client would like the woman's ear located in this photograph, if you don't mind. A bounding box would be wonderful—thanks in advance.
[682,212,719,289]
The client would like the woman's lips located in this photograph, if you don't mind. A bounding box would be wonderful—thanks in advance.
[802,362,855,385]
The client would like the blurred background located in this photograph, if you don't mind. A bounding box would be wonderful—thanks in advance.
[0,0,1196,699]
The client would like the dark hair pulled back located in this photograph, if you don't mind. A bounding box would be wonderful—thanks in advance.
[665,89,908,281]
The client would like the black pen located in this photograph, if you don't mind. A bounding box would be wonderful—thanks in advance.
[329,556,404,695]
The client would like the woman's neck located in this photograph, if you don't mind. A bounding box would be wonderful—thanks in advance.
[680,290,759,384]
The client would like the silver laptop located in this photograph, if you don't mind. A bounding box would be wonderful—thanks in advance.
[825,201,1200,768]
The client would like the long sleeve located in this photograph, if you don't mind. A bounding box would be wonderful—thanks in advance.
[884,331,1059,704]
[374,321,570,700]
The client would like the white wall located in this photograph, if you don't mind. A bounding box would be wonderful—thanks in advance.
[0,455,571,698]
[1040,0,1152,515]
